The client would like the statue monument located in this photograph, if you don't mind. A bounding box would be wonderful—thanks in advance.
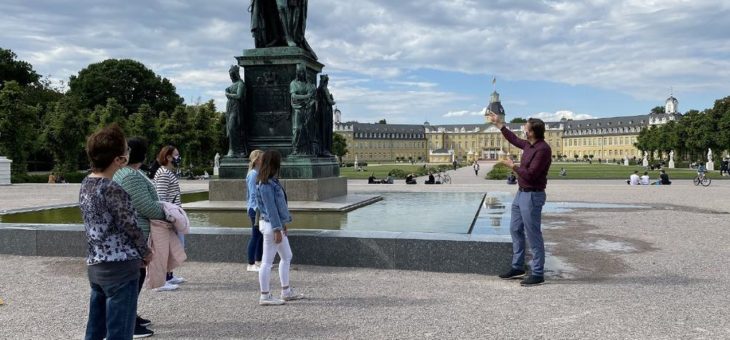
[623,154,629,166]
[707,148,714,171]
[668,150,675,169]
[214,0,343,201]
[642,151,649,167]
[213,152,220,176]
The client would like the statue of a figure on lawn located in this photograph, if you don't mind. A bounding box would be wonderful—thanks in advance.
[249,0,317,58]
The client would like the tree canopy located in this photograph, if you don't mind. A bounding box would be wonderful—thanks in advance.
[510,117,527,123]
[0,48,39,89]
[69,59,183,115]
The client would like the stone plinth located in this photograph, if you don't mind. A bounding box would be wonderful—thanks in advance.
[210,176,346,202]
[0,156,11,185]
[669,160,675,168]
[707,162,714,171]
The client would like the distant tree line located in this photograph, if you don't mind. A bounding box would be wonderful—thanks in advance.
[635,99,730,165]
[0,47,227,179]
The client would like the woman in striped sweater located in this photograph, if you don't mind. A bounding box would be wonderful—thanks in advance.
[154,145,185,285]
[112,137,164,337]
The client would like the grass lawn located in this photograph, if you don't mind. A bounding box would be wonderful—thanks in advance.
[548,162,727,180]
[340,164,427,179]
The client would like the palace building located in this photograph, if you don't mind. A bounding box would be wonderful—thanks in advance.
[333,93,681,164]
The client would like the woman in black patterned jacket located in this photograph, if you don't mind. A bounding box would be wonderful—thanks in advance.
[79,124,152,340]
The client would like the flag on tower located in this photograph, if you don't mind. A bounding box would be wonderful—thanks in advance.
[492,76,496,85]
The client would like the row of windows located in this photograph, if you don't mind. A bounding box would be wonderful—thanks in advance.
[565,127,641,135]
[565,136,637,147]
[355,132,424,139]
[354,141,426,149]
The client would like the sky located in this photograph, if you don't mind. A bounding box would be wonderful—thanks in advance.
[2,0,729,125]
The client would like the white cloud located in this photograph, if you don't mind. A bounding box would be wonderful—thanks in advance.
[531,110,596,122]
[443,108,486,118]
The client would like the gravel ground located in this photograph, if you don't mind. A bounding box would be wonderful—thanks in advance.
[2,164,730,339]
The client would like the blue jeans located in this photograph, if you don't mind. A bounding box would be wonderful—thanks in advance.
[247,208,263,264]
[85,278,139,340]
[510,191,547,276]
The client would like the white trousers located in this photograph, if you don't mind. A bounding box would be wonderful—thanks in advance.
[258,220,292,293]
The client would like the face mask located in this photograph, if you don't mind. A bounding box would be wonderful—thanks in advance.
[172,156,181,166]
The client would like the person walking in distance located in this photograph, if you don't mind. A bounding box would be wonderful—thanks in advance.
[255,150,305,305]
[473,161,480,176]
[487,111,551,286]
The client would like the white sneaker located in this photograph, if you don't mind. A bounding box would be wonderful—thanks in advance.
[281,288,305,301]
[167,276,186,285]
[246,264,260,272]
[259,293,285,306]
[153,282,179,292]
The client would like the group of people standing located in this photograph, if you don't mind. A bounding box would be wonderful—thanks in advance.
[79,124,189,339]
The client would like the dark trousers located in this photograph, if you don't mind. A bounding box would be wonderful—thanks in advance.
[85,278,139,340]
[510,191,547,276]
[247,208,264,264]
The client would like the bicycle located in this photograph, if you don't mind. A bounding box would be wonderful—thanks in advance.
[693,172,711,186]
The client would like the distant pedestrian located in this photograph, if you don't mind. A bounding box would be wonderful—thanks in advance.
[79,124,152,340]
[452,160,458,170]
[473,161,480,176]
[488,112,551,287]
[255,150,305,305]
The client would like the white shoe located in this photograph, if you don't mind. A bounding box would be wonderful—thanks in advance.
[259,293,285,306]
[281,288,305,301]
[167,276,186,285]
[246,264,260,272]
[153,282,179,292]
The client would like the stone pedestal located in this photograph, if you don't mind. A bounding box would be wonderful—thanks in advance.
[623,159,629,166]
[0,156,11,185]
[210,176,346,202]
[642,158,648,167]
[669,160,675,169]
[707,162,714,171]
[213,166,219,177]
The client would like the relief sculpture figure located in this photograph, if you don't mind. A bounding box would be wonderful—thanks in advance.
[290,64,316,156]
[316,74,335,156]
[225,65,248,157]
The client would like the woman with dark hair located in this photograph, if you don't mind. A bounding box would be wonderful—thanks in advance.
[255,150,304,305]
[79,124,152,339]
[154,145,185,288]
[112,137,163,337]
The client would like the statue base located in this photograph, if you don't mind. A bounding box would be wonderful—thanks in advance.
[707,162,714,171]
[0,156,12,185]
[220,155,339,180]
[669,161,675,169]
[210,177,346,202]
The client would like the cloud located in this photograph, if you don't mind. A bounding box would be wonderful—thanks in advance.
[443,108,486,118]
[531,110,596,122]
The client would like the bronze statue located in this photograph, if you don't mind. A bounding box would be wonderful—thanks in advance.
[225,65,248,157]
[249,0,317,59]
[290,64,316,156]
[316,74,335,156]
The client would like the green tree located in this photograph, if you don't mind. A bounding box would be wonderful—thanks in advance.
[650,106,665,114]
[378,119,387,124]
[88,98,127,132]
[510,117,527,123]
[186,101,218,168]
[69,59,183,115]
[711,97,730,153]
[127,103,159,161]
[0,81,38,174]
[43,96,89,172]
[158,105,189,155]
[332,133,348,165]
[0,48,39,89]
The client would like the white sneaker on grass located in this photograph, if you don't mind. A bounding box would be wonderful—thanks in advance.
[281,288,305,301]
[246,264,260,272]
[167,275,186,285]
[259,293,285,306]
[153,282,179,292]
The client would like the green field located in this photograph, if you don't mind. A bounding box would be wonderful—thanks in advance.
[547,162,726,180]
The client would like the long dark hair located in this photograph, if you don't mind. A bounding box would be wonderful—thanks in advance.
[256,150,282,183]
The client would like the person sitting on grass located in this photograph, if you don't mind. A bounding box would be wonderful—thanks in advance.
[405,173,417,184]
[506,172,517,185]
[654,170,672,185]
[627,170,640,185]
[425,172,436,184]
[640,171,650,185]
[559,168,567,177]
[368,173,377,184]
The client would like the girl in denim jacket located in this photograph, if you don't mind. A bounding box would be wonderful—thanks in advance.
[255,150,305,305]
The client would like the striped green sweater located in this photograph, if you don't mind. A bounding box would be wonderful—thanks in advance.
[112,167,165,235]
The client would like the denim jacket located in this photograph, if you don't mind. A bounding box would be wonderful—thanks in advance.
[255,178,292,231]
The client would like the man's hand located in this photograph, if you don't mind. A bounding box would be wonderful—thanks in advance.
[487,111,503,128]
[274,230,283,244]
[501,157,515,170]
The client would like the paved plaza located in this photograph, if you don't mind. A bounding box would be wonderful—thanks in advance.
[1,163,730,339]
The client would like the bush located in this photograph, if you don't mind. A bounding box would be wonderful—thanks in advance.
[486,162,512,180]
[387,168,408,179]
[11,173,48,183]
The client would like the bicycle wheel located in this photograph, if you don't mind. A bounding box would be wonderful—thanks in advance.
[701,177,711,186]
[694,177,701,186]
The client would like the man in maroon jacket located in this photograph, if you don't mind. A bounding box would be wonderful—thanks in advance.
[487,111,552,286]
